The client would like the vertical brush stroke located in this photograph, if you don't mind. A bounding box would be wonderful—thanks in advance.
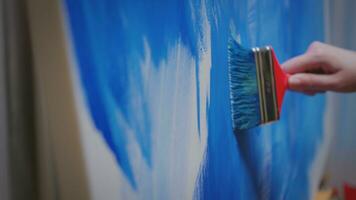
[64,0,210,197]
[196,1,325,199]
[64,0,326,199]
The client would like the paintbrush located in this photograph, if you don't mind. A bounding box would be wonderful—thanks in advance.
[228,38,289,131]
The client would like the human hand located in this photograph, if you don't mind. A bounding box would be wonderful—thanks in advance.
[282,41,356,95]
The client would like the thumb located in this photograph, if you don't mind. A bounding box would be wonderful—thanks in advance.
[288,73,338,92]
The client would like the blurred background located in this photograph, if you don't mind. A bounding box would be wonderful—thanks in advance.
[0,0,356,200]
[323,0,356,198]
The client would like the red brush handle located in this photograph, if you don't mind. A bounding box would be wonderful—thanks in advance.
[271,50,289,113]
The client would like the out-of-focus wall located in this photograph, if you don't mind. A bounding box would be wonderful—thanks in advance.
[326,0,356,50]
[0,0,37,200]
[325,0,356,188]
[0,0,9,199]
[27,0,91,199]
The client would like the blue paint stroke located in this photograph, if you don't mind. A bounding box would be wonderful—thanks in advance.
[64,0,201,188]
[64,0,326,199]
[196,0,325,199]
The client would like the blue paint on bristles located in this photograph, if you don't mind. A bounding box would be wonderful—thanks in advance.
[228,38,261,131]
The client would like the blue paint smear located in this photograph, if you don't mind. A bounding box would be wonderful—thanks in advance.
[198,1,325,199]
[197,1,325,199]
[64,0,325,199]
[64,0,202,188]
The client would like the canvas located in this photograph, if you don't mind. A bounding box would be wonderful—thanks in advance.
[63,0,327,199]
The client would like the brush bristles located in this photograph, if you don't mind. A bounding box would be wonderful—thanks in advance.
[228,39,261,131]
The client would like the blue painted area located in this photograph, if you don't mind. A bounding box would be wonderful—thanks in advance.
[198,1,325,199]
[64,0,325,199]
[64,0,202,189]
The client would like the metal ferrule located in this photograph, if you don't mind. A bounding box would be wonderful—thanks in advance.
[252,46,279,124]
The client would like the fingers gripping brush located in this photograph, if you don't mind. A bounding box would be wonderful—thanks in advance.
[228,39,289,131]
